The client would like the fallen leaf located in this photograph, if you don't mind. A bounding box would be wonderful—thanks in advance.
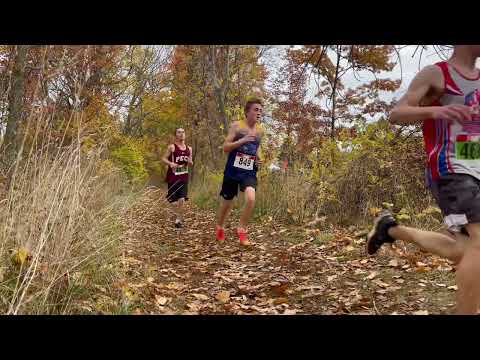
[187,303,201,312]
[155,295,168,306]
[372,279,390,288]
[147,277,155,283]
[192,293,209,301]
[273,297,289,305]
[448,285,458,291]
[365,271,377,280]
[327,275,337,282]
[166,282,183,291]
[296,285,324,291]
[215,291,231,304]
[345,245,355,252]
[354,230,369,238]
[283,309,297,315]
[389,286,402,292]
[382,202,394,209]
[11,247,30,266]
[396,214,411,221]
[413,310,429,315]
[271,283,289,296]
[122,287,135,301]
[388,259,399,267]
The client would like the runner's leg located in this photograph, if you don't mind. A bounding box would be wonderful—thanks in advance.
[175,197,185,225]
[217,198,234,229]
[239,186,255,230]
[455,223,480,314]
[388,226,466,264]
[217,177,237,232]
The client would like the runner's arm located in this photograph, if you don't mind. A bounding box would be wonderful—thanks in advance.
[390,65,472,125]
[390,65,442,125]
[161,144,177,168]
[223,122,253,153]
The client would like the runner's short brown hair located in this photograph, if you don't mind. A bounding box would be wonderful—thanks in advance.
[244,98,263,115]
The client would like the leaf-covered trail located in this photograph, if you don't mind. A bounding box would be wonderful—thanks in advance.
[116,190,457,315]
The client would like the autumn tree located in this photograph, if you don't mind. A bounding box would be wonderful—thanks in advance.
[270,48,324,167]
[169,45,267,175]
[291,45,401,139]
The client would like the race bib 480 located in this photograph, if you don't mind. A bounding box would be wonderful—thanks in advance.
[456,134,480,160]
[233,152,255,170]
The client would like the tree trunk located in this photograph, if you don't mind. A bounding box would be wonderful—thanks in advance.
[329,47,341,167]
[208,46,230,135]
[4,45,29,165]
[330,46,341,140]
[190,113,200,183]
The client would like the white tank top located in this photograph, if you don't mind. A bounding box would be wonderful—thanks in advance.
[422,61,480,183]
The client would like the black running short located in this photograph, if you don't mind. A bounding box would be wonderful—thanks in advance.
[219,176,257,200]
[167,181,188,203]
[430,174,480,230]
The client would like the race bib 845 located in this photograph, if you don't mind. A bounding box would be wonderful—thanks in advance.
[233,152,255,170]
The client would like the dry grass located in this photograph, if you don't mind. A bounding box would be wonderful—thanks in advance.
[256,171,316,224]
[190,170,317,225]
[0,112,134,314]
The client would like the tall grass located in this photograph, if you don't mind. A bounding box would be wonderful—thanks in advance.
[0,111,133,314]
[190,169,316,225]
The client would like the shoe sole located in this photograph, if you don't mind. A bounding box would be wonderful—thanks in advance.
[366,215,383,255]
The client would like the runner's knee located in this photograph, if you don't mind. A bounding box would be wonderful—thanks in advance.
[244,187,255,204]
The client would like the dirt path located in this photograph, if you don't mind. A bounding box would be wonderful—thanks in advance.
[115,190,457,315]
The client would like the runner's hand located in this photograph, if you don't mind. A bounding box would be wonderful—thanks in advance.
[170,163,179,169]
[255,158,263,167]
[432,104,473,123]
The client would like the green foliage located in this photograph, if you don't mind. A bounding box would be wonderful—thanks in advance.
[111,140,148,183]
[251,119,436,227]
[190,170,224,210]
